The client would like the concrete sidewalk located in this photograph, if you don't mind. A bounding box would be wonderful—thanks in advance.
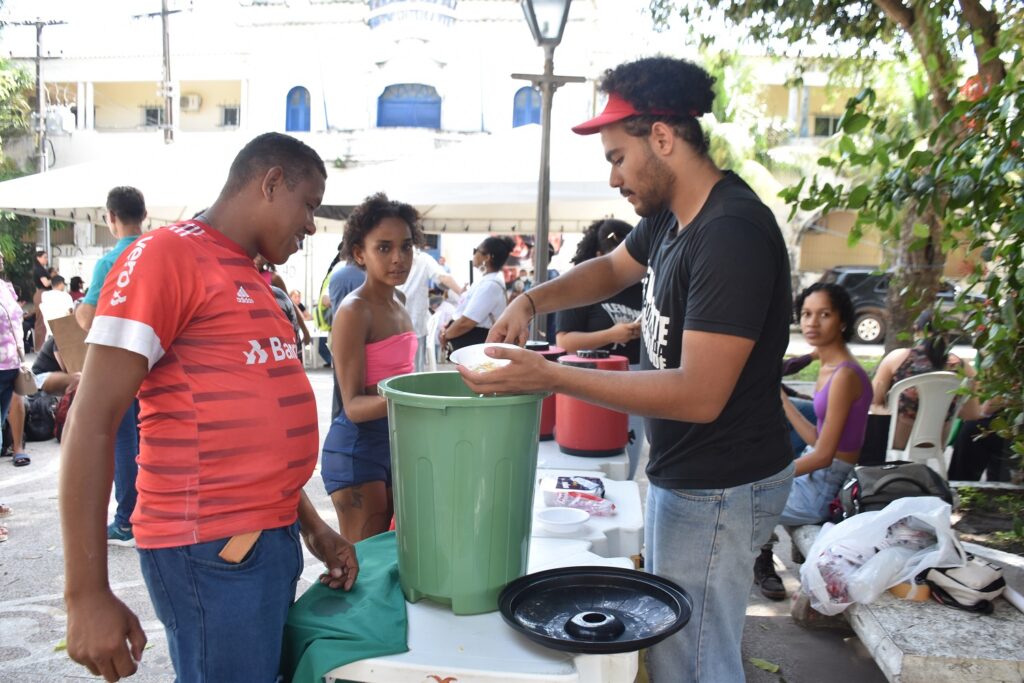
[1,366,885,682]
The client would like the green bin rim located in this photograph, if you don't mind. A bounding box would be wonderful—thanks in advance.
[378,371,549,408]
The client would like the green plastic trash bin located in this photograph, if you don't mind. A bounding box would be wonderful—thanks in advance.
[378,371,548,615]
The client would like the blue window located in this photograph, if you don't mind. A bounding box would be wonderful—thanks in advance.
[377,83,441,129]
[512,86,541,127]
[286,86,311,132]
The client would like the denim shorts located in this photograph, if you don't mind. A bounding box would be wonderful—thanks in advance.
[779,455,855,526]
[137,522,303,682]
[321,414,391,494]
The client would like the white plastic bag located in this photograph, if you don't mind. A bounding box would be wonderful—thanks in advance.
[799,496,965,615]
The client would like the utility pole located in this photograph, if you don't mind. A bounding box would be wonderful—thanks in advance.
[135,2,182,144]
[3,18,66,254]
[512,49,584,341]
[160,0,174,143]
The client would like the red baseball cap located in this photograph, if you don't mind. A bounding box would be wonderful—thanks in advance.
[571,92,697,135]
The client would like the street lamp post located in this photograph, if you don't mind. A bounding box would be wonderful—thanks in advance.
[512,0,583,340]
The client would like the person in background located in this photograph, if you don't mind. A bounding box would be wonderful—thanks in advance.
[75,186,148,547]
[289,289,313,321]
[1,251,26,532]
[555,218,644,475]
[441,235,513,353]
[756,283,872,601]
[457,57,794,681]
[327,247,367,419]
[428,254,451,291]
[781,350,820,457]
[69,276,86,303]
[429,289,459,364]
[313,242,345,369]
[39,275,74,338]
[870,309,984,450]
[60,132,358,683]
[398,249,463,371]
[1,250,29,471]
[321,193,420,542]
[31,250,51,352]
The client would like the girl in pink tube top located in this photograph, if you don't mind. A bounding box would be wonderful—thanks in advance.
[321,193,422,542]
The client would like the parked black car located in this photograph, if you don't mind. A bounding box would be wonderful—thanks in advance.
[815,266,970,344]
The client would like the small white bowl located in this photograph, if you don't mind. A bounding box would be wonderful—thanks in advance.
[536,507,590,535]
[449,343,519,373]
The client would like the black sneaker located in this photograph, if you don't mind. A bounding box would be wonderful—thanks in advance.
[754,546,787,601]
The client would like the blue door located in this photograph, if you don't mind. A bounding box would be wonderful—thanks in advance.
[512,86,541,127]
[286,86,311,132]
[377,84,441,129]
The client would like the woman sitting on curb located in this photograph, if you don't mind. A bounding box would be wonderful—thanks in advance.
[754,282,872,600]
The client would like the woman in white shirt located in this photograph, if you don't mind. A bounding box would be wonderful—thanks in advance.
[442,236,514,352]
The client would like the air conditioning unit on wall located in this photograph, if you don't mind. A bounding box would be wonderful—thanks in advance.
[180,93,202,112]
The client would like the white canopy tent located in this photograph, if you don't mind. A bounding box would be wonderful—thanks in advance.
[321,124,632,233]
[0,124,632,234]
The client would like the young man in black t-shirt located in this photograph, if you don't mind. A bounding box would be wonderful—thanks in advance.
[459,57,794,682]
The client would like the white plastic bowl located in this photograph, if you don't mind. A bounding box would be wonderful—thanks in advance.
[449,343,519,373]
[536,507,590,535]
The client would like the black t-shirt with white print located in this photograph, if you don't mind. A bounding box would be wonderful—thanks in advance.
[555,282,642,365]
[623,171,792,489]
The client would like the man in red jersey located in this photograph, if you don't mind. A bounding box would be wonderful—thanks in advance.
[60,133,359,683]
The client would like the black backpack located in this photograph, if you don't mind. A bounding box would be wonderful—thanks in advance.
[832,461,954,522]
[24,392,59,442]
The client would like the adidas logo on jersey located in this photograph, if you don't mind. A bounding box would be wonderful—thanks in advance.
[236,286,254,304]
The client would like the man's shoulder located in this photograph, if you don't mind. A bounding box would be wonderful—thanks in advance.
[704,173,776,224]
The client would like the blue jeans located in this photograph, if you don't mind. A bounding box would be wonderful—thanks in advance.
[645,463,794,682]
[317,335,332,367]
[788,398,817,457]
[113,400,140,529]
[138,523,303,683]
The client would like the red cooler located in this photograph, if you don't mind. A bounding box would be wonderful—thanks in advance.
[556,349,629,457]
[526,341,564,441]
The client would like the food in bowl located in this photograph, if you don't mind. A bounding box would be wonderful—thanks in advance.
[449,343,519,373]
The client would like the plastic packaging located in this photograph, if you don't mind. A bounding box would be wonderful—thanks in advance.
[799,496,965,615]
[540,477,616,516]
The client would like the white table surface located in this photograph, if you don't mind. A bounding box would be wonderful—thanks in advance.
[536,439,629,481]
[324,541,639,683]
[531,469,643,559]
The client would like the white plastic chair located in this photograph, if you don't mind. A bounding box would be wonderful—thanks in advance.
[885,370,963,477]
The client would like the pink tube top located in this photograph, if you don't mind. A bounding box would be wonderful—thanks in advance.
[365,331,417,386]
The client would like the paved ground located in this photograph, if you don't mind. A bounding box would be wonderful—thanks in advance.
[0,336,896,682]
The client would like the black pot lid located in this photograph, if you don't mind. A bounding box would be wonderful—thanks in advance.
[498,566,692,654]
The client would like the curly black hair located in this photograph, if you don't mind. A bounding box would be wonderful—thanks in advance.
[477,235,516,270]
[795,282,856,343]
[599,56,716,155]
[341,192,425,267]
[571,218,634,265]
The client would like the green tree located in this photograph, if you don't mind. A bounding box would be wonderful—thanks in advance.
[0,55,36,298]
[0,56,33,138]
[652,0,1024,456]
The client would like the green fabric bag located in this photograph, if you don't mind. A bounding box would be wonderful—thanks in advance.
[282,531,408,682]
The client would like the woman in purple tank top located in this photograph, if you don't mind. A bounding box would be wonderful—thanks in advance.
[754,283,872,601]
